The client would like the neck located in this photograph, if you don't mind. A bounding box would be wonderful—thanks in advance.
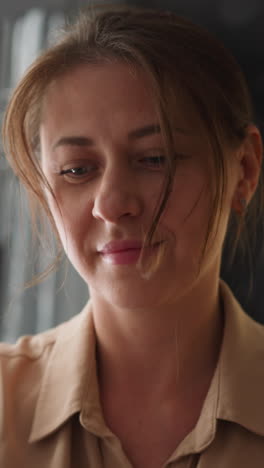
[91,273,224,403]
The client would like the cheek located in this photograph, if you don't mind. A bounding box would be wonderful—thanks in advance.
[161,170,211,232]
[46,189,92,253]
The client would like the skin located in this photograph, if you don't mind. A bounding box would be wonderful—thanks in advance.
[40,62,262,466]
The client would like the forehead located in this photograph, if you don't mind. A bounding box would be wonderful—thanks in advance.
[40,61,209,156]
[41,62,158,129]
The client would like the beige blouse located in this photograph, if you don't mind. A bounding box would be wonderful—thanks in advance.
[1,279,264,467]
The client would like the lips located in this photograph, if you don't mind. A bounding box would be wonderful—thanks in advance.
[99,240,143,254]
[98,240,163,266]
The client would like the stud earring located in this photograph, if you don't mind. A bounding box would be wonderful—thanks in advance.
[239,198,247,214]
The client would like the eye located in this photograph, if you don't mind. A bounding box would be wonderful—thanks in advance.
[139,152,189,169]
[59,164,96,182]
[60,167,89,176]
[139,155,167,168]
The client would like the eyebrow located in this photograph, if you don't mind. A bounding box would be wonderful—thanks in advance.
[52,124,187,151]
[52,136,93,151]
[128,124,161,139]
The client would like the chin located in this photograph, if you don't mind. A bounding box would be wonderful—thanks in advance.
[95,291,162,310]
[88,272,176,310]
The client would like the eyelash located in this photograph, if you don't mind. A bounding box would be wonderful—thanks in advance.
[59,153,188,180]
[60,167,91,176]
[139,155,166,167]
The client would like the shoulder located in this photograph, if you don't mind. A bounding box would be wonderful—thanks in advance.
[0,319,68,374]
[0,306,87,362]
[0,307,93,466]
[218,280,264,443]
[0,321,64,421]
[220,279,264,383]
[0,308,88,387]
[0,310,87,441]
[220,279,264,349]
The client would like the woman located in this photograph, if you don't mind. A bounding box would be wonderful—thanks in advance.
[1,5,264,468]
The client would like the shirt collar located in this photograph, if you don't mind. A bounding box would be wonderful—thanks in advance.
[29,279,264,444]
[28,302,107,443]
[171,279,264,459]
[216,280,264,436]
[168,362,220,460]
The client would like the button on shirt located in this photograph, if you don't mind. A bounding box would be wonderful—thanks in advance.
[1,279,264,467]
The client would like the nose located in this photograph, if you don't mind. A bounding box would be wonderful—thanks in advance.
[92,166,143,223]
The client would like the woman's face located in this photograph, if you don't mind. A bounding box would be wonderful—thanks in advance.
[40,62,237,308]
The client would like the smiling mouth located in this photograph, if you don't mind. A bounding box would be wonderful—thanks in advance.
[99,241,164,265]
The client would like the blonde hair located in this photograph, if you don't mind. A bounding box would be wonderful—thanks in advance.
[2,5,263,291]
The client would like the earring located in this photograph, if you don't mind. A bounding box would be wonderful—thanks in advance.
[239,198,247,214]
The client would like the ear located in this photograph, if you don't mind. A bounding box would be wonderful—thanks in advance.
[232,124,263,213]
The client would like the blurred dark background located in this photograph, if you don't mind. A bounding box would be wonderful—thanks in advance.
[0,0,263,341]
